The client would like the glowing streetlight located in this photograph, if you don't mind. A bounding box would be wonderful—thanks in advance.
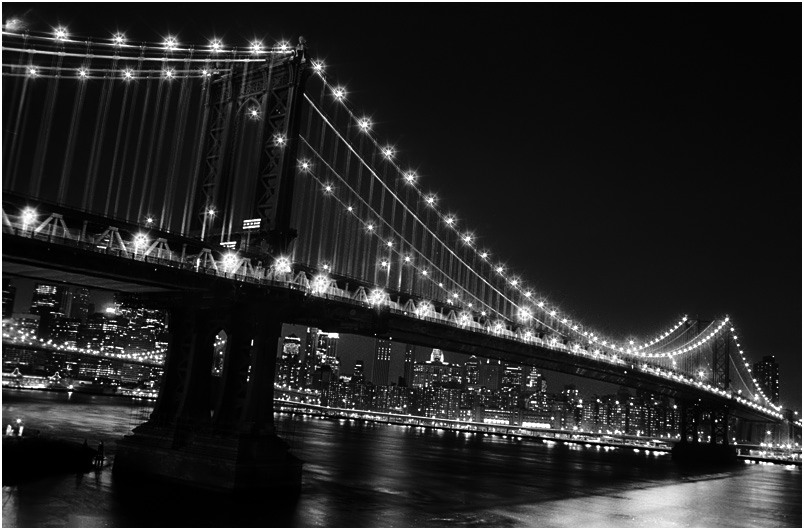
[333,86,346,100]
[122,68,134,80]
[210,39,223,52]
[163,36,178,50]
[250,41,263,53]
[27,66,38,77]
[112,33,125,46]
[54,26,68,40]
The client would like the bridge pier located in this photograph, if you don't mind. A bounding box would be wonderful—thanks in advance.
[672,400,736,466]
[113,295,302,495]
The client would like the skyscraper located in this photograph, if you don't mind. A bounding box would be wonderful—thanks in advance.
[753,355,780,404]
[464,355,480,389]
[2,280,16,319]
[402,344,415,387]
[317,332,340,377]
[29,283,66,338]
[479,359,503,390]
[372,338,392,386]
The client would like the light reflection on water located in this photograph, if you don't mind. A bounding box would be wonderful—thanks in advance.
[2,389,801,528]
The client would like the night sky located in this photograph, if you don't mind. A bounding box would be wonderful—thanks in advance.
[3,3,801,408]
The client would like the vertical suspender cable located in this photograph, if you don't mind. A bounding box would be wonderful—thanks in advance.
[114,54,144,217]
[81,51,117,210]
[29,49,63,198]
[58,51,91,205]
[125,73,154,221]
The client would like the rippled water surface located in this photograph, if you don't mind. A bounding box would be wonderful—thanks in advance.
[2,389,801,527]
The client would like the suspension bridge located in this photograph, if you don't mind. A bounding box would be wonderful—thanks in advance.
[1,27,796,493]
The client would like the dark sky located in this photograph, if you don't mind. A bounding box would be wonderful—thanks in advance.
[4,3,801,408]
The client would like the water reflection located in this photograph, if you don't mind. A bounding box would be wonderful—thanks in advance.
[2,389,801,528]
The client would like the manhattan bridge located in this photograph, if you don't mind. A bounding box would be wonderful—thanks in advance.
[0,27,796,492]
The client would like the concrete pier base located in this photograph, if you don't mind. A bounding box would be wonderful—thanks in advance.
[671,442,738,467]
[113,423,302,496]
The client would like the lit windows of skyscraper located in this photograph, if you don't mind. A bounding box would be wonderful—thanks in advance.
[277,334,302,388]
[29,283,66,338]
[412,349,460,388]
[753,355,780,404]
[353,360,365,383]
[317,332,340,377]
[502,364,524,390]
[402,344,415,387]
[2,280,16,320]
[463,355,480,389]
[479,359,503,390]
[372,338,392,386]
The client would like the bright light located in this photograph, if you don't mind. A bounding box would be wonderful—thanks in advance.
[164,36,178,50]
[346,206,353,212]
[524,290,532,298]
[21,208,36,225]
[248,107,260,119]
[163,68,175,80]
[333,86,346,100]
[445,216,455,226]
[27,66,37,77]
[382,146,395,159]
[250,41,263,53]
[77,68,88,79]
[277,41,290,51]
[380,259,389,268]
[404,256,411,262]
[112,33,125,46]
[200,68,211,78]
[206,207,216,216]
[122,68,134,80]
[274,134,287,146]
[210,39,223,52]
[385,240,393,248]
[495,266,504,274]
[312,274,329,294]
[54,26,68,40]
[404,171,416,183]
[426,195,436,206]
[480,252,488,259]
[366,223,374,231]
[421,270,428,276]
[274,256,292,274]
[357,117,371,131]
[299,160,311,171]
[145,217,154,225]
[312,60,324,73]
[324,184,333,193]
[134,233,148,248]
[222,253,238,271]
[518,308,532,322]
[369,289,386,306]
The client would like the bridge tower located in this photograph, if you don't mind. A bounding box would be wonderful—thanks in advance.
[192,39,311,254]
[673,319,736,464]
[113,41,313,495]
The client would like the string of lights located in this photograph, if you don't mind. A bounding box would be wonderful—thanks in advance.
[309,66,698,357]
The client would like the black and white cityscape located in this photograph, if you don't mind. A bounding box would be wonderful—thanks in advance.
[1,2,801,528]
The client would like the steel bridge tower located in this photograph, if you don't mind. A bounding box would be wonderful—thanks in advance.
[113,40,312,494]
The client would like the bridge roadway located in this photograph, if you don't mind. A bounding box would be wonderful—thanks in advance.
[1,226,780,424]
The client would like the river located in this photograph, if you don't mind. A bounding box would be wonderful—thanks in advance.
[2,389,801,527]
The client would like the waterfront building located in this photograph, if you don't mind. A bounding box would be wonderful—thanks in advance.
[317,332,340,378]
[276,334,303,388]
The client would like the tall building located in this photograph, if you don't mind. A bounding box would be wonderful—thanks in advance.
[412,349,461,388]
[372,338,392,386]
[69,287,91,320]
[276,334,302,388]
[402,344,416,387]
[353,360,365,383]
[753,355,780,404]
[317,332,340,377]
[502,364,524,390]
[2,280,16,319]
[29,283,66,338]
[479,359,503,390]
[463,355,480,389]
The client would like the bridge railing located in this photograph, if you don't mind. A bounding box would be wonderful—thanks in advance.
[1,206,785,420]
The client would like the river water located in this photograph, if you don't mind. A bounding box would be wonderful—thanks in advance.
[2,389,801,527]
